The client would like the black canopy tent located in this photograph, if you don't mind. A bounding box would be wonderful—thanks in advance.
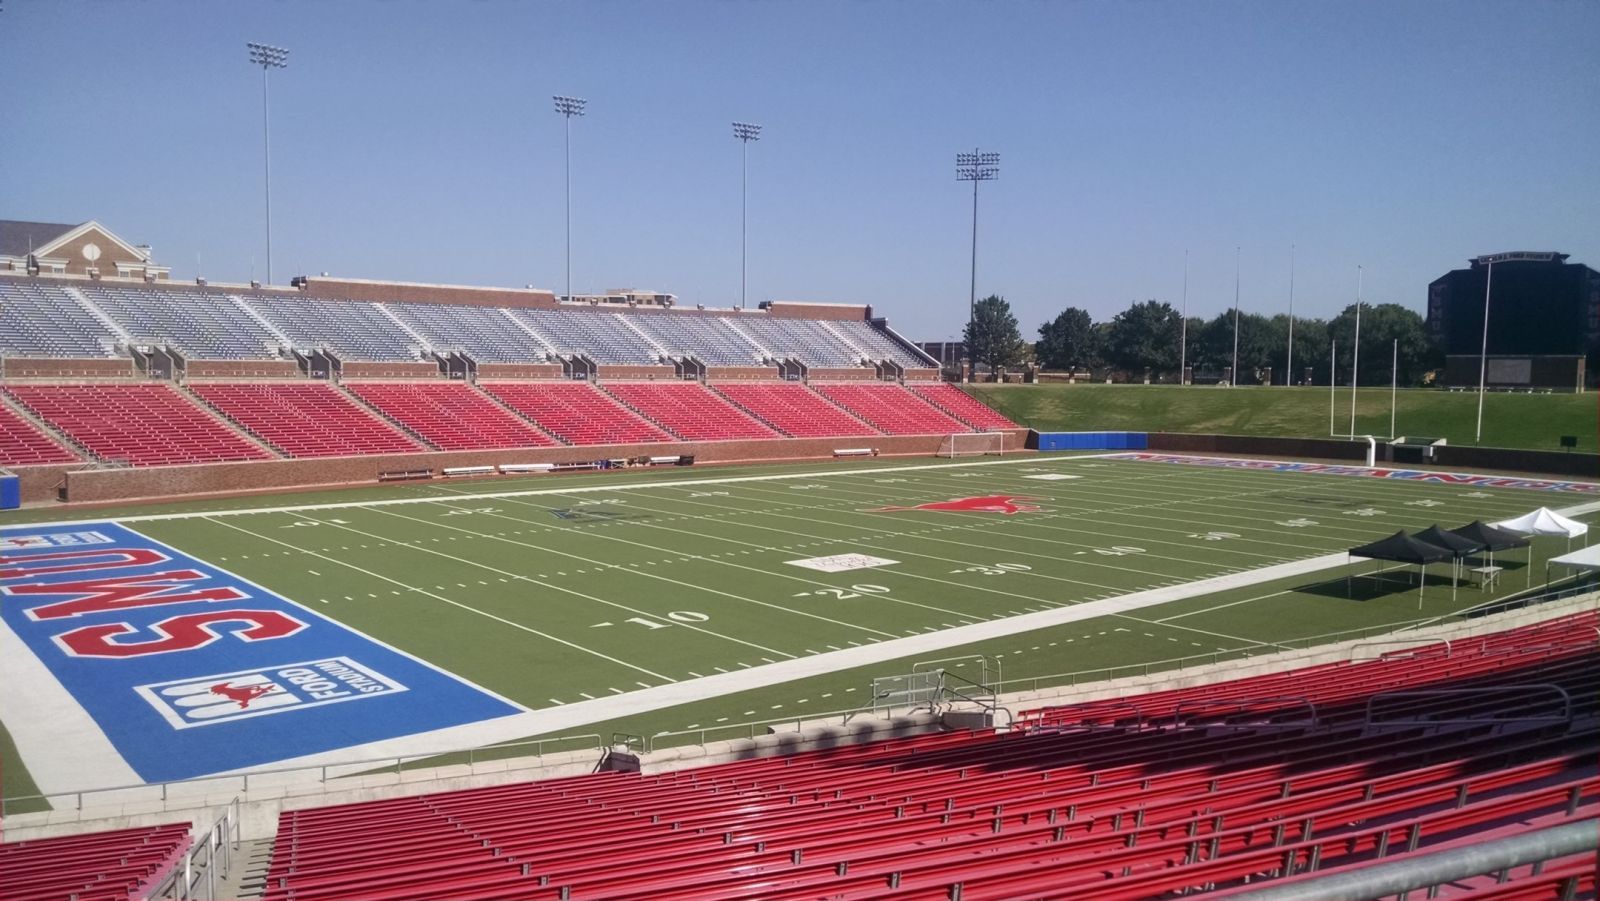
[1449,520,1532,589]
[1347,531,1454,606]
[1413,526,1485,601]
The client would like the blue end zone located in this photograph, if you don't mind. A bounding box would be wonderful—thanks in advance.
[0,522,520,782]
[1029,431,1149,451]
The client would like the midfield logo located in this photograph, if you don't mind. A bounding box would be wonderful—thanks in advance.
[866,495,1044,515]
[134,657,407,730]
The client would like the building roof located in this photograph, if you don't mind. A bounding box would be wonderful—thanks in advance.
[0,220,79,258]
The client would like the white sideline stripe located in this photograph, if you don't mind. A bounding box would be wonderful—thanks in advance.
[218,550,1355,780]
[13,455,1119,528]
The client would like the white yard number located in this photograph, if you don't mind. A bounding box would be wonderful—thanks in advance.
[1094,546,1146,556]
[623,611,709,630]
[280,518,349,529]
[688,491,730,498]
[794,584,891,600]
[576,499,626,506]
[950,563,1034,576]
[790,484,830,491]
[442,507,500,516]
[1188,532,1240,542]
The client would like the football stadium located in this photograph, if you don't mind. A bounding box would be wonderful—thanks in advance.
[2,4,1598,900]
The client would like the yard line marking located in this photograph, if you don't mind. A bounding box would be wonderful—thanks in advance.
[371,503,897,643]
[316,507,805,656]
[203,515,676,682]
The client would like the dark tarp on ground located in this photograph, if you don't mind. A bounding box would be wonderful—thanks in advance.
[1448,521,1530,552]
[1348,531,1453,565]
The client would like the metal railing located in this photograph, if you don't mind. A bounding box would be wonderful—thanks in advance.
[148,797,239,901]
[1,733,604,817]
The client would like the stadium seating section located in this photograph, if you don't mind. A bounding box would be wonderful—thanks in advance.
[0,276,1022,467]
[714,382,880,438]
[0,401,77,465]
[4,384,274,466]
[192,382,423,458]
[912,382,1019,430]
[345,382,555,451]
[260,611,1597,900]
[604,382,780,442]
[814,382,972,435]
[480,381,673,446]
[0,822,190,901]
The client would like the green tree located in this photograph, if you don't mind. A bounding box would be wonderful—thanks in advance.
[1327,303,1431,386]
[1104,300,1184,376]
[964,295,1028,377]
[1035,307,1098,371]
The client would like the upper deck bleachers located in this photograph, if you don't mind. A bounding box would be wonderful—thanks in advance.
[831,319,935,368]
[1,822,190,901]
[728,316,864,367]
[247,295,420,361]
[192,382,423,458]
[0,401,78,465]
[604,382,779,441]
[4,384,274,466]
[480,381,672,446]
[912,383,1019,430]
[814,382,973,434]
[630,313,765,366]
[714,382,880,438]
[80,285,280,359]
[510,308,663,365]
[0,280,119,357]
[260,611,1598,901]
[346,382,555,451]
[385,303,553,363]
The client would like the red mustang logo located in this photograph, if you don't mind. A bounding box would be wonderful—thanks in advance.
[868,495,1043,515]
[209,681,276,709]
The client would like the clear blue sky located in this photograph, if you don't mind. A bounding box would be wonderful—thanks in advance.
[3,0,1596,341]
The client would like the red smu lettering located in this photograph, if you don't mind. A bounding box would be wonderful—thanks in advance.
[54,610,306,658]
[0,548,169,580]
[9,570,249,621]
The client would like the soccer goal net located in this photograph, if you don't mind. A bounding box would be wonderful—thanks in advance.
[938,431,1006,457]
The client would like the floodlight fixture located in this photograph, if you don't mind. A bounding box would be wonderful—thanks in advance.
[733,122,764,309]
[955,149,1000,370]
[246,42,290,284]
[553,96,588,300]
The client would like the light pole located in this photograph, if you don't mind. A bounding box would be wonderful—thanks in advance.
[732,122,762,310]
[1179,250,1189,385]
[956,149,999,371]
[553,95,587,301]
[1231,245,1241,385]
[1286,244,1296,386]
[1474,254,1499,444]
[1350,265,1364,438]
[246,42,288,285]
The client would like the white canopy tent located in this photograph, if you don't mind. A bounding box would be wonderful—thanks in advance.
[1545,544,1600,589]
[1492,507,1591,587]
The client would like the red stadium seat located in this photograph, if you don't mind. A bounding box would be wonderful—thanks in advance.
[479,381,672,446]
[345,382,555,451]
[4,384,274,466]
[191,382,423,458]
[714,382,882,438]
[603,382,779,442]
[813,382,973,435]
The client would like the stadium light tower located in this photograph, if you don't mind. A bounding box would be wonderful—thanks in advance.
[1231,246,1241,385]
[732,122,762,310]
[553,95,587,301]
[956,149,999,366]
[246,42,289,284]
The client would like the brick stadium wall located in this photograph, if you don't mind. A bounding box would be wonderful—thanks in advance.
[808,368,880,381]
[596,365,679,380]
[186,360,301,379]
[48,430,1031,505]
[298,277,558,309]
[1,358,138,379]
[705,366,781,381]
[10,463,74,502]
[902,369,940,381]
[478,363,564,380]
[341,361,441,379]
[763,302,868,321]
[1147,433,1369,461]
[1146,432,1600,478]
[1433,445,1600,478]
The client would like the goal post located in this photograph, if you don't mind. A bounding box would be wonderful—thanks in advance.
[938,431,1006,457]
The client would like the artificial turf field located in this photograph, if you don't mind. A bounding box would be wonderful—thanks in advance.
[2,451,1596,809]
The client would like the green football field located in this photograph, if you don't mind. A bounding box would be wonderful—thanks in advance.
[3,452,1595,809]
